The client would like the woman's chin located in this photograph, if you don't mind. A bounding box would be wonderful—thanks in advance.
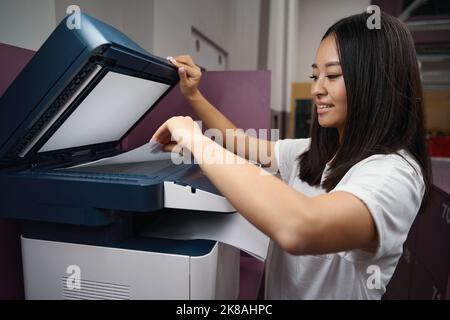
[318,123,344,132]
[318,120,334,128]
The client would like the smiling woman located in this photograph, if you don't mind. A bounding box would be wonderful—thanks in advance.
[310,40,348,138]
[299,12,431,200]
[151,11,431,300]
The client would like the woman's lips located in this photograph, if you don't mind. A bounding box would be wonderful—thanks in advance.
[316,104,335,115]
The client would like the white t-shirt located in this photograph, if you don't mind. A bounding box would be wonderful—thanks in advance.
[265,138,425,300]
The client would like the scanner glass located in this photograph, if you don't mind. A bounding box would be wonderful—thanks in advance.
[39,71,170,153]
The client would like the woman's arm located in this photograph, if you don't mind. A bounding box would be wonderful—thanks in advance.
[152,117,378,256]
[168,55,274,168]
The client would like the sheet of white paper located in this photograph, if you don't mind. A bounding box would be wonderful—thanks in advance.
[68,141,181,169]
[140,211,270,261]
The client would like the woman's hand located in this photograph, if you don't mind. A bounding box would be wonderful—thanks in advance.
[167,55,202,100]
[151,116,204,153]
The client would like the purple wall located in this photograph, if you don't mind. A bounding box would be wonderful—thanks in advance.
[0,43,34,300]
[432,159,450,195]
[0,43,34,95]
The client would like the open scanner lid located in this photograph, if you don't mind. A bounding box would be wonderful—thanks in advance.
[0,13,179,169]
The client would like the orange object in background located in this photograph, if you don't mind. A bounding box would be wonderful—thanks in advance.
[428,136,450,158]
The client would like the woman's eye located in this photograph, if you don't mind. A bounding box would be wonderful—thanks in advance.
[309,75,318,81]
[326,75,341,80]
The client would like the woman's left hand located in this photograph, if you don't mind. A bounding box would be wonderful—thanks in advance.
[151,116,204,153]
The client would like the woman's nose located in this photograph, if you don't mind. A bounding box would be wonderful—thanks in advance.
[311,77,327,97]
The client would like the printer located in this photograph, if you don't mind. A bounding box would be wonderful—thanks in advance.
[0,13,240,300]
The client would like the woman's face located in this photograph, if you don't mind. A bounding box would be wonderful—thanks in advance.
[311,35,347,134]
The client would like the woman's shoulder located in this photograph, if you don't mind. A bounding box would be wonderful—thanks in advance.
[334,150,426,217]
[342,150,425,194]
[354,150,422,175]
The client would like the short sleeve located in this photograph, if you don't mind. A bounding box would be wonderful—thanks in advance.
[331,154,425,261]
[275,139,311,183]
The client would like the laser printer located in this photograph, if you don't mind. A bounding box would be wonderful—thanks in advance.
[0,13,240,300]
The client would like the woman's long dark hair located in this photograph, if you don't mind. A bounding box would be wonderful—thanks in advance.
[299,12,432,212]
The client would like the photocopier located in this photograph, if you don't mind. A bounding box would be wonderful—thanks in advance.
[0,13,240,300]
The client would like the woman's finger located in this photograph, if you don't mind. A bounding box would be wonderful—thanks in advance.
[178,66,189,83]
[162,142,178,153]
[167,57,183,68]
[150,120,172,144]
[177,63,199,76]
[169,59,200,78]
[173,55,197,68]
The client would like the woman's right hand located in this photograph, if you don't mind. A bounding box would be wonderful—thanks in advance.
[167,55,202,101]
